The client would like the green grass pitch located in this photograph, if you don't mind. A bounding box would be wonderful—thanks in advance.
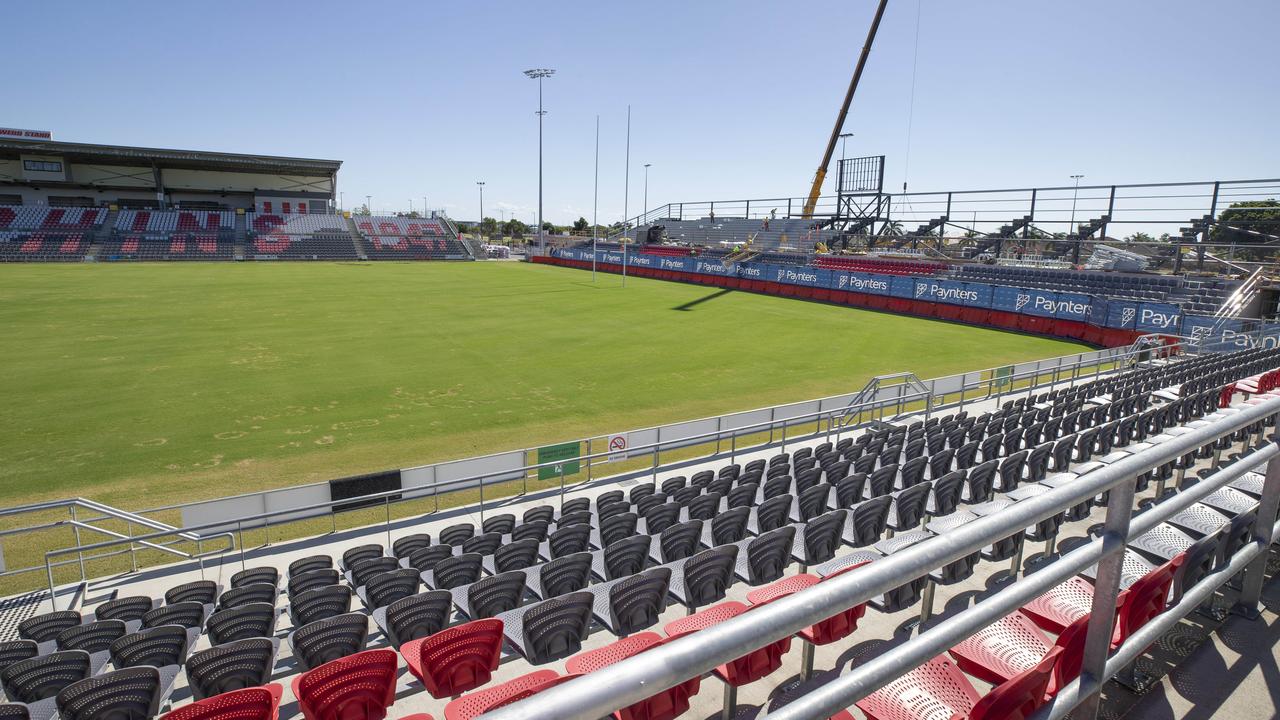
[0,261,1087,511]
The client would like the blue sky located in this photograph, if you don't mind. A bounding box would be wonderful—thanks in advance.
[6,0,1278,224]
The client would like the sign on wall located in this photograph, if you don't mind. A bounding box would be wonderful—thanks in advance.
[0,127,52,141]
[537,441,581,480]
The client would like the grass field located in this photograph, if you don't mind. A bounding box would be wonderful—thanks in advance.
[0,261,1087,513]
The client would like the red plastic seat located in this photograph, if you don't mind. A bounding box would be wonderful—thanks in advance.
[160,684,283,720]
[949,612,1088,699]
[1022,556,1181,647]
[400,618,504,699]
[399,716,434,720]
[565,632,699,720]
[291,649,398,720]
[748,566,869,645]
[442,670,574,720]
[664,601,790,686]
[857,648,1061,720]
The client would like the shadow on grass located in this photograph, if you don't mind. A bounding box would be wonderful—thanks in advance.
[673,288,734,311]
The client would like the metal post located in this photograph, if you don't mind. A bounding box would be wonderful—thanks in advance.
[1233,451,1280,618]
[69,506,86,581]
[479,474,486,522]
[559,465,567,511]
[385,496,392,548]
[623,105,631,227]
[1076,474,1139,720]
[127,520,137,573]
[593,114,599,283]
[236,520,247,571]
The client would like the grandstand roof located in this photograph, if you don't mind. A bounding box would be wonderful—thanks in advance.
[0,138,341,176]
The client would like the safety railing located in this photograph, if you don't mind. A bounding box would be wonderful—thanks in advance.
[481,393,1280,720]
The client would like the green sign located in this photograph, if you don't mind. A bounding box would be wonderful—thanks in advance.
[538,441,581,480]
[994,365,1013,388]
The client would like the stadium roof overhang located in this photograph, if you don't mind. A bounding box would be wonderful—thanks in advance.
[0,139,342,176]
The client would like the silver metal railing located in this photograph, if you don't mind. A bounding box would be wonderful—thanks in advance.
[480,394,1280,720]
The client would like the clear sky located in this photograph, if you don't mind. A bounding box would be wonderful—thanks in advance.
[6,0,1278,224]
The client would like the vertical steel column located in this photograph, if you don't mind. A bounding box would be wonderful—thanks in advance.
[1201,182,1220,272]
[1075,474,1139,719]
[1233,451,1280,617]
[1025,189,1036,239]
[69,506,86,581]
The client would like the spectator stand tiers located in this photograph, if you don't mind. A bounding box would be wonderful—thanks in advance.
[0,206,105,262]
[100,211,236,262]
[354,216,468,261]
[8,346,1280,720]
[246,213,357,260]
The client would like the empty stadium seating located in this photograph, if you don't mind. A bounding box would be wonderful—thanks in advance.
[0,205,106,232]
[247,234,358,260]
[355,216,466,260]
[953,264,1236,310]
[813,255,947,276]
[4,343,1272,720]
[248,214,347,235]
[0,232,89,262]
[98,235,233,261]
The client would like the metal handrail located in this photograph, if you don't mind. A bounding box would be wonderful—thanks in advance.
[480,394,1280,720]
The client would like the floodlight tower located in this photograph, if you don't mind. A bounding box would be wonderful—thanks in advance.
[524,68,555,254]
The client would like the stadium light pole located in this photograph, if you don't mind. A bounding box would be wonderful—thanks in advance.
[524,68,555,256]
[365,195,371,215]
[839,132,853,161]
[1069,174,1084,236]
[477,182,485,240]
[593,114,600,283]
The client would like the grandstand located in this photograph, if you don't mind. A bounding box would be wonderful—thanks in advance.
[0,334,1276,720]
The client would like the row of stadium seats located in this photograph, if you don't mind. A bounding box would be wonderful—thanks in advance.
[116,211,235,233]
[0,206,106,231]
[812,255,947,276]
[2,346,1272,720]
[247,233,357,260]
[953,264,1237,308]
[99,236,233,261]
[361,236,466,260]
[249,214,347,235]
[354,216,447,237]
[0,233,89,261]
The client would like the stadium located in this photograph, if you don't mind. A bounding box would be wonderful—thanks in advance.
[2,3,1280,720]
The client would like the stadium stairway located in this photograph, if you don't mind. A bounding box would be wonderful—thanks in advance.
[85,208,119,261]
[233,213,247,260]
[345,216,367,259]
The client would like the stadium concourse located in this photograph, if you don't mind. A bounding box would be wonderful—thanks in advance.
[2,344,1279,720]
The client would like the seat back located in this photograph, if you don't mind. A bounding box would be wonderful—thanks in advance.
[218,583,277,611]
[683,547,738,608]
[431,553,483,591]
[548,524,591,559]
[0,641,37,678]
[523,505,555,524]
[603,536,652,580]
[763,474,792,501]
[230,567,278,590]
[290,612,368,672]
[482,514,516,536]
[726,483,758,509]
[440,523,476,547]
[969,646,1062,720]
[185,638,278,701]
[19,611,82,643]
[288,569,340,597]
[293,649,397,720]
[967,460,998,504]
[461,532,503,557]
[835,473,867,508]
[94,597,153,624]
[207,603,276,646]
[522,593,594,665]
[341,545,384,572]
[391,534,433,559]
[1,650,91,703]
[492,538,539,574]
[380,591,452,648]
[600,513,639,547]
[140,603,205,632]
[350,557,400,589]
[364,569,421,610]
[467,571,527,619]
[57,620,127,654]
[891,482,932,530]
[403,545,454,575]
[931,471,967,517]
[659,521,703,563]
[159,685,282,720]
[755,494,794,534]
[643,503,681,534]
[609,568,672,634]
[797,483,832,522]
[1115,555,1183,644]
[710,506,750,546]
[849,496,892,547]
[746,527,796,585]
[801,509,847,565]
[288,556,333,579]
[56,666,166,720]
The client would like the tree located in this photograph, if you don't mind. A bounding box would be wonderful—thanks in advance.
[353,204,371,216]
[502,219,529,237]
[541,221,555,232]
[573,216,589,232]
[1211,199,1280,261]
[480,217,498,235]
[1125,231,1154,244]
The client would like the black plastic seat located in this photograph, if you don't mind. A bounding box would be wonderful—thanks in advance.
[216,583,276,612]
[140,603,205,632]
[230,567,278,590]
[341,545,384,573]
[635,493,667,517]
[797,509,847,565]
[965,460,997,504]
[642,503,681,534]
[887,482,932,533]
[603,568,671,635]
[463,571,527,619]
[687,494,720,521]
[1,650,91,704]
[514,592,593,665]
[601,536,652,580]
[0,642,37,678]
[867,465,896,498]
[524,505,555,525]
[929,470,967,517]
[55,666,172,720]
[596,489,626,507]
[362,569,421,610]
[289,612,368,672]
[461,532,503,557]
[797,483,832,521]
[709,506,750,546]
[561,498,591,516]
[93,597,153,625]
[629,485,657,505]
[391,534,433,559]
[954,440,979,470]
[556,510,593,528]
[928,450,954,480]
[184,638,277,701]
[426,553,483,591]
[439,523,476,547]
[548,524,591,559]
[163,580,218,607]
[794,467,823,495]
[743,527,796,585]
[660,521,703,563]
[848,496,892,547]
[997,450,1028,492]
[108,625,190,670]
[680,546,738,609]
[599,513,639,547]
[754,494,793,534]
[834,473,868,508]
[18,611,81,645]
[512,520,550,543]
[206,603,276,646]
[482,514,516,536]
[373,590,451,648]
[287,569,340,597]
[726,483,758,509]
[404,545,454,574]
[1026,442,1053,483]
[598,500,631,522]
[56,620,126,657]
[493,538,540,573]
[287,555,332,578]
[899,456,928,489]
[671,486,702,506]
[661,477,687,495]
[349,556,400,589]
[531,553,592,599]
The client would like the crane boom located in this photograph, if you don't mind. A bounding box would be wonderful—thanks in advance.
[801,0,889,219]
